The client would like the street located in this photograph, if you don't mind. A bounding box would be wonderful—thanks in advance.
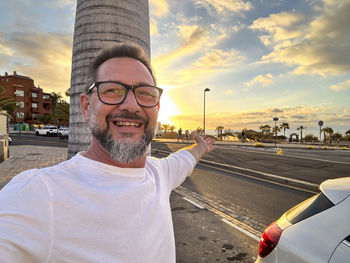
[6,134,350,262]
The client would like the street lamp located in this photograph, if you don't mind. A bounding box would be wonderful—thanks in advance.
[273,117,279,147]
[203,88,210,135]
[318,120,323,145]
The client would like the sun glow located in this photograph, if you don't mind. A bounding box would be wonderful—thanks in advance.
[158,85,180,125]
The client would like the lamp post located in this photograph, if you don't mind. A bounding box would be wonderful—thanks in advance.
[318,120,323,145]
[273,117,279,147]
[203,88,210,135]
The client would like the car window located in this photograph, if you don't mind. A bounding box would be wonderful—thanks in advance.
[286,193,334,224]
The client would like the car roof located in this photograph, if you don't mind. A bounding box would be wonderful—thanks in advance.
[320,177,350,204]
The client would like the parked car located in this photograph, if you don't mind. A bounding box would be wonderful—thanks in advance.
[58,127,69,137]
[256,177,350,263]
[35,125,58,136]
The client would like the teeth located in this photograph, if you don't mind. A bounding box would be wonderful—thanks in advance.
[113,121,141,128]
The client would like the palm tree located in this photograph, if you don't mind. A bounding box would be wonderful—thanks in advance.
[322,127,334,143]
[259,124,271,134]
[280,122,289,137]
[0,86,17,118]
[215,126,224,140]
[161,124,170,133]
[68,0,151,158]
[169,125,175,133]
[297,126,306,142]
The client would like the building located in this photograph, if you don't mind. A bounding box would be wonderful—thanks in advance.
[0,71,52,124]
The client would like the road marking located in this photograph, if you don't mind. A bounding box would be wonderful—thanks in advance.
[175,187,262,243]
[197,162,318,194]
[221,218,260,242]
[218,146,350,165]
[153,149,319,193]
[183,197,204,209]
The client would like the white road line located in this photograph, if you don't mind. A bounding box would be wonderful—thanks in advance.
[218,146,350,165]
[183,197,204,209]
[221,218,261,242]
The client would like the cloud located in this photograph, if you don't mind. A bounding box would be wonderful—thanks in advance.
[169,105,349,131]
[150,19,158,36]
[153,25,207,67]
[245,74,274,88]
[226,89,232,94]
[194,0,252,16]
[250,0,350,76]
[150,0,169,17]
[1,30,73,96]
[330,79,350,91]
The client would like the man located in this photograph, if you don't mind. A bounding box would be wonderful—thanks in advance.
[0,43,216,262]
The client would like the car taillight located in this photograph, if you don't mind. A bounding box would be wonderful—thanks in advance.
[258,222,283,258]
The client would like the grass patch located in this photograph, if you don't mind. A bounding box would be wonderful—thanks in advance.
[254,142,265,147]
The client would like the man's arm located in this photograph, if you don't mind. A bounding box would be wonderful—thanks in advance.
[181,132,216,163]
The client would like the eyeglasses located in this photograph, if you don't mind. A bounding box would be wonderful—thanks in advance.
[87,81,163,108]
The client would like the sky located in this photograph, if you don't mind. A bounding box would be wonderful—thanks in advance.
[1,0,349,136]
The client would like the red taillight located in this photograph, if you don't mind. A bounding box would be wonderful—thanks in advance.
[258,222,283,258]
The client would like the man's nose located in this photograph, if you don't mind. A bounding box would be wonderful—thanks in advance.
[118,90,141,112]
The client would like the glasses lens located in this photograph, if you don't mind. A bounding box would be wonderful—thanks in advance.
[135,86,160,106]
[98,82,126,104]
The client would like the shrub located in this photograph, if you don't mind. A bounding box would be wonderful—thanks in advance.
[254,142,265,147]
[307,145,313,149]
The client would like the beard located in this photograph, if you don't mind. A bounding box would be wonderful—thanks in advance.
[88,109,155,163]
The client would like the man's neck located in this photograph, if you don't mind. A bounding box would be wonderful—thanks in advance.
[83,137,147,168]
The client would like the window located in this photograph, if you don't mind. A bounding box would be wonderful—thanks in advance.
[32,113,38,120]
[43,94,50,100]
[16,112,24,119]
[16,101,24,108]
[15,89,24,96]
[32,92,38,98]
[32,103,38,109]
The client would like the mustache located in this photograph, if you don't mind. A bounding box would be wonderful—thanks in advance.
[106,112,149,126]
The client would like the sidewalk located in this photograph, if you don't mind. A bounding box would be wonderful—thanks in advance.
[0,145,258,262]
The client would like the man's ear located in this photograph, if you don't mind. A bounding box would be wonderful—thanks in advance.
[80,93,90,122]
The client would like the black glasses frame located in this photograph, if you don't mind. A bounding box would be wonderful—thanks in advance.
[87,81,163,108]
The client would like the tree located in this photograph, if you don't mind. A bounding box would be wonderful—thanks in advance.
[331,132,342,142]
[259,125,271,134]
[161,124,170,133]
[215,126,224,140]
[345,130,350,135]
[68,0,151,158]
[196,127,203,135]
[280,122,289,137]
[224,129,233,137]
[272,126,281,135]
[322,127,334,139]
[0,86,17,118]
[56,102,70,122]
[297,126,306,142]
[169,125,175,133]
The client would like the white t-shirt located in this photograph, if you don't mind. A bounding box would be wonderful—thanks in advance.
[0,150,196,263]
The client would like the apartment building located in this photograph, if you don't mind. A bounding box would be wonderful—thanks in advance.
[0,71,52,124]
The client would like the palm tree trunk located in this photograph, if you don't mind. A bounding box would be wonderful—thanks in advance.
[68,0,150,158]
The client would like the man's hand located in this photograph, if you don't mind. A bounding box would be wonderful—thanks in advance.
[182,132,217,163]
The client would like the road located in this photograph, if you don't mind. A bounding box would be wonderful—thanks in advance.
[8,134,350,261]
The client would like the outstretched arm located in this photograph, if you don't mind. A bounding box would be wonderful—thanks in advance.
[181,132,216,163]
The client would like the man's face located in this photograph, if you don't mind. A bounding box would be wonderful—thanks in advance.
[82,57,159,163]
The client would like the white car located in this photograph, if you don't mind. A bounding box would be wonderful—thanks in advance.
[35,125,58,136]
[256,177,350,263]
[58,127,69,137]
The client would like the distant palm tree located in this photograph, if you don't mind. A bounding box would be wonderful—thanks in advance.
[68,0,151,158]
[0,86,17,118]
[297,126,306,142]
[161,124,170,133]
[196,127,203,135]
[215,126,224,140]
[322,127,334,142]
[346,130,350,135]
[280,122,289,137]
[259,124,271,134]
[169,125,175,133]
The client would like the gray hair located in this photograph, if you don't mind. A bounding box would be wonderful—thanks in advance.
[85,43,156,93]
